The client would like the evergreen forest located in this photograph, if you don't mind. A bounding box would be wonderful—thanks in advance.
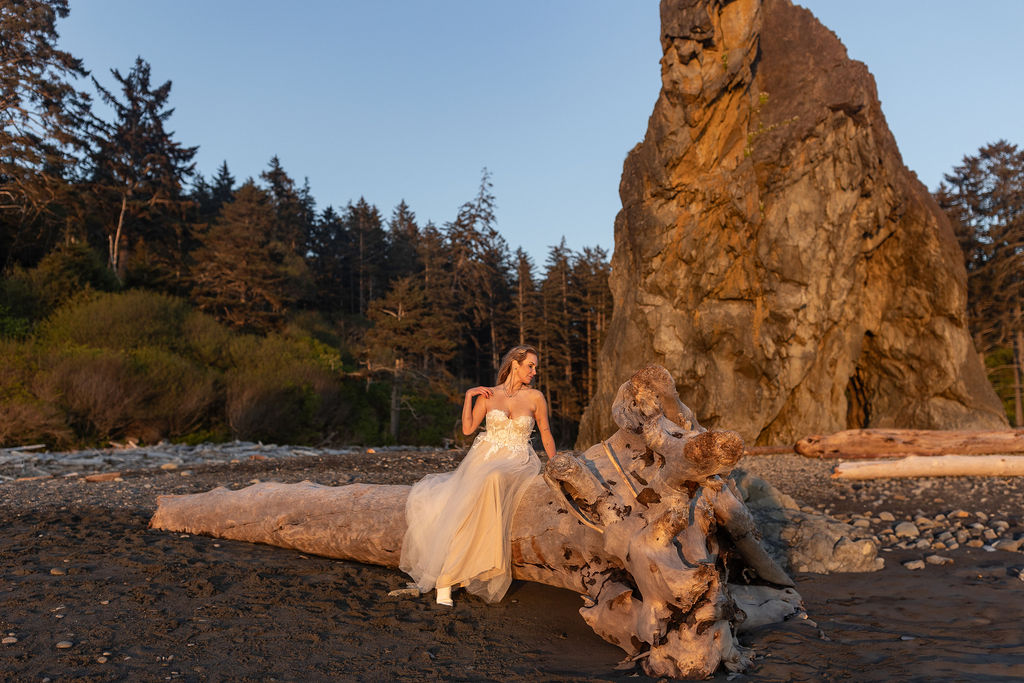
[2,2,1022,451]
[0,1,611,448]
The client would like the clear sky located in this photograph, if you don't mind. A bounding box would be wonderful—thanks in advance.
[56,1,1024,265]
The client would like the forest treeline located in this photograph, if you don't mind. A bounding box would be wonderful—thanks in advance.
[0,1,610,448]
[936,140,1024,426]
[2,2,1021,450]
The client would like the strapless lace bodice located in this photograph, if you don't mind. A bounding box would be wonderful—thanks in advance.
[480,409,534,449]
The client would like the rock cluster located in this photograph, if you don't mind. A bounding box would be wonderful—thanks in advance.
[731,468,1024,574]
[732,470,883,573]
[0,442,374,482]
[577,0,1006,448]
[834,508,1024,557]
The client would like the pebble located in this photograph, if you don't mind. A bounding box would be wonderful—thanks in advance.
[50,568,66,576]
[96,656,108,663]
[925,554,953,565]
[0,441,363,481]
[902,560,926,570]
[894,522,920,538]
[878,511,895,522]
[55,641,73,649]
[2,636,17,645]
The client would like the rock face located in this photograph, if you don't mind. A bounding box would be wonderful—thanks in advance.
[577,0,1007,447]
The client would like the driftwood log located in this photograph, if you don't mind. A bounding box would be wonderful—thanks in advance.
[832,454,1024,480]
[796,428,1024,459]
[151,365,801,679]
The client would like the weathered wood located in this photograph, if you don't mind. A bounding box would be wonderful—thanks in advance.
[151,364,801,679]
[832,454,1024,480]
[796,428,1024,459]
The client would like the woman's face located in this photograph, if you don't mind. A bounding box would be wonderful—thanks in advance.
[514,353,539,386]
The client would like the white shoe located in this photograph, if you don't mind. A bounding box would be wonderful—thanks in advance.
[436,585,453,607]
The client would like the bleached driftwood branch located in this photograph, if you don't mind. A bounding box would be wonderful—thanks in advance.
[832,454,1024,480]
[797,428,1024,459]
[152,365,801,679]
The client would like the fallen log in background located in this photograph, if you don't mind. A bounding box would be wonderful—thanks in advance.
[796,429,1024,459]
[832,454,1024,480]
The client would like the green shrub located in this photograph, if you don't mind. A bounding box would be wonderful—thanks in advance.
[41,290,192,353]
[29,243,119,311]
[35,348,151,442]
[0,398,74,449]
[182,310,234,368]
[33,346,218,445]
[129,347,220,439]
[0,340,74,448]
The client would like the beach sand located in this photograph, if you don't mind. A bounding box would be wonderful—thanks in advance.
[2,449,1022,681]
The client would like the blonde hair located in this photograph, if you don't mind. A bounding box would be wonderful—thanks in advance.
[497,345,539,384]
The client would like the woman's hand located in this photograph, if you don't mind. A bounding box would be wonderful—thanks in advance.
[465,386,493,400]
[462,386,492,435]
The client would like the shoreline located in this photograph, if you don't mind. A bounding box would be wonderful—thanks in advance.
[2,446,1023,680]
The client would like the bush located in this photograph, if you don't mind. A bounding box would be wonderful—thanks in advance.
[29,243,119,312]
[224,333,353,444]
[33,346,219,445]
[41,290,193,354]
[129,347,220,439]
[35,348,152,442]
[0,399,74,448]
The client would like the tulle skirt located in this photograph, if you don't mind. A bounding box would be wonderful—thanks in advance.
[399,435,541,603]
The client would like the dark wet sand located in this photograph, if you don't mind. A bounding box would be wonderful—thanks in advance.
[1,450,1022,681]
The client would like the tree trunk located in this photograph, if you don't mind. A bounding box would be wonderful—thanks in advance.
[109,193,128,278]
[151,364,801,679]
[795,428,1024,458]
[832,454,1024,479]
[389,362,402,443]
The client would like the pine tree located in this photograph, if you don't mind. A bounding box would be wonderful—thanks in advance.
[512,248,541,346]
[938,140,1024,424]
[344,197,388,315]
[0,0,91,268]
[88,57,197,280]
[572,245,612,404]
[539,238,577,436]
[385,200,421,281]
[364,275,456,441]
[306,204,351,314]
[445,169,512,382]
[260,156,312,256]
[189,181,304,331]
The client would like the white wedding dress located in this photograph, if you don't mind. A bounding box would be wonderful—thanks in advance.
[400,409,542,603]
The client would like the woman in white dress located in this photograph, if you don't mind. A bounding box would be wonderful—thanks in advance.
[399,345,556,606]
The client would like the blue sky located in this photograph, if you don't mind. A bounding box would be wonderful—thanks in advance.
[57,1,1024,265]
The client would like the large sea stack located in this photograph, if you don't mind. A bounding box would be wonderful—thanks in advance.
[577,0,1007,447]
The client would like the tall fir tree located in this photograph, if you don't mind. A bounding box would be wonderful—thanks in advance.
[511,248,541,346]
[0,0,91,268]
[364,274,456,442]
[385,200,421,281]
[88,57,197,283]
[189,181,305,331]
[937,139,1024,424]
[306,204,351,314]
[343,197,388,315]
[571,245,612,405]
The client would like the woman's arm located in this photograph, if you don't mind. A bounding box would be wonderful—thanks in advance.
[532,391,557,460]
[461,386,492,435]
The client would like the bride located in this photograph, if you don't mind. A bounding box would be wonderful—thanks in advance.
[399,345,556,606]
